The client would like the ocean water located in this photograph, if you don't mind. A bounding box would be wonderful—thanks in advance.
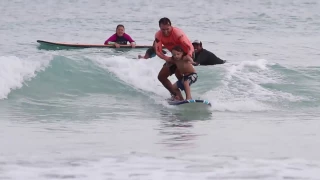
[1,0,320,179]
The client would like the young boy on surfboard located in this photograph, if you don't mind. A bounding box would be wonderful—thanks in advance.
[170,46,197,101]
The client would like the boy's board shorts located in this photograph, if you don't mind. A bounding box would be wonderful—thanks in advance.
[176,73,198,91]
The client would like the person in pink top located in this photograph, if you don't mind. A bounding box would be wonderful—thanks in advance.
[104,24,136,48]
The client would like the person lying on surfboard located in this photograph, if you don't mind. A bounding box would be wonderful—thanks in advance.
[104,24,136,48]
[170,46,197,101]
[138,41,167,59]
[154,17,194,99]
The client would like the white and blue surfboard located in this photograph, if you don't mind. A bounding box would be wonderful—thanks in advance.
[167,99,212,107]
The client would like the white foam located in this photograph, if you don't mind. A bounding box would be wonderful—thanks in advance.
[204,59,306,112]
[1,154,320,180]
[0,55,51,99]
[89,56,306,112]
[90,55,178,107]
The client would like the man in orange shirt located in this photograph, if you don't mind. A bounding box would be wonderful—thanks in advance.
[154,17,194,99]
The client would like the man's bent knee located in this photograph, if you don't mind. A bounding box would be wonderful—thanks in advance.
[158,73,168,82]
[158,67,170,82]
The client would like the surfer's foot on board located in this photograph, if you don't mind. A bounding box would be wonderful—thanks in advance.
[185,96,192,100]
[170,94,182,101]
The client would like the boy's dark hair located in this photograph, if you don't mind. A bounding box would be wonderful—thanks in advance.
[159,17,171,27]
[172,45,187,55]
[116,24,124,29]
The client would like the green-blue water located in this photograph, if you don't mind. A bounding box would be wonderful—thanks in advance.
[1,0,320,179]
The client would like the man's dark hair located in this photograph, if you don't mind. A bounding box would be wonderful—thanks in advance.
[159,17,171,27]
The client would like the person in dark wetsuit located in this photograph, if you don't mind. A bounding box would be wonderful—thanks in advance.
[104,24,136,48]
[191,40,226,66]
[138,41,167,59]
